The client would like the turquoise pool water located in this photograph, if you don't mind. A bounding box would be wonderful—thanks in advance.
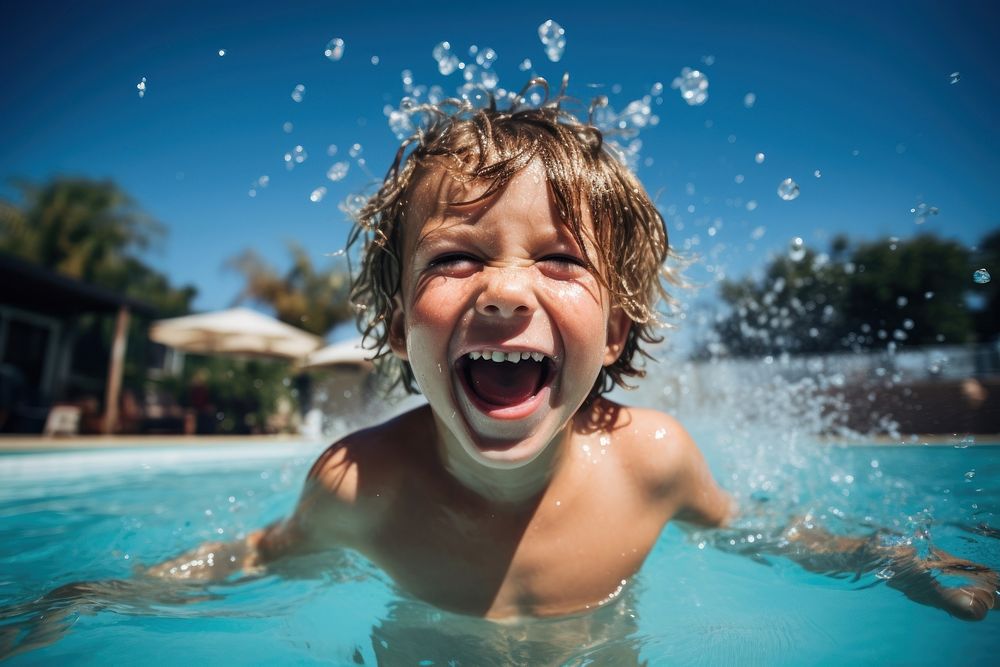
[1,437,997,665]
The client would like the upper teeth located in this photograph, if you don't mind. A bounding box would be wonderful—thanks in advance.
[469,351,545,363]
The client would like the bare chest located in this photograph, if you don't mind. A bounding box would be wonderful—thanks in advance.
[361,483,668,618]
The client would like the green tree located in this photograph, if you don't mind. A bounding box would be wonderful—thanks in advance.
[227,242,353,337]
[0,177,196,314]
[971,229,1000,341]
[713,233,981,356]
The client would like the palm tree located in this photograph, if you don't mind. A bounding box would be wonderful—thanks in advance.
[227,242,353,337]
[0,178,164,284]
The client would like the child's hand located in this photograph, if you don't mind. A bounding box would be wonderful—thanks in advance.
[140,531,266,582]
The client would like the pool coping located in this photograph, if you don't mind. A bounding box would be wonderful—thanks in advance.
[0,434,320,453]
[1,432,997,453]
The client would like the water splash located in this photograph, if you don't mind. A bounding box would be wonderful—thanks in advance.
[432,41,459,75]
[788,237,806,261]
[325,37,345,62]
[671,68,708,106]
[283,145,307,170]
[538,19,566,62]
[910,202,939,224]
[475,47,497,68]
[326,162,349,182]
[339,193,368,219]
[777,178,800,201]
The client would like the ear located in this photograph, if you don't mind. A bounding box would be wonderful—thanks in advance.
[603,306,632,366]
[387,296,408,360]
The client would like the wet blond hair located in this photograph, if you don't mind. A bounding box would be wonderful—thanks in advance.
[348,78,674,402]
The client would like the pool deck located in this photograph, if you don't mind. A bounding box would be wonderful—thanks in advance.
[0,432,996,453]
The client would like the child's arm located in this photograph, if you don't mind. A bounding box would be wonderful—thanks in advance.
[142,447,358,583]
[669,425,735,528]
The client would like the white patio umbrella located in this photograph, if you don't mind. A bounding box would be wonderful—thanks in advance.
[301,337,373,370]
[149,307,323,360]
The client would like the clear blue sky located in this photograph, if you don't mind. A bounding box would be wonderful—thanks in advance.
[2,0,998,320]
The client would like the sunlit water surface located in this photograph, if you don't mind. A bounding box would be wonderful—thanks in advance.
[1,417,997,665]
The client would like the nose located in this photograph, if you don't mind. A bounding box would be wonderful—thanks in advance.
[475,266,537,318]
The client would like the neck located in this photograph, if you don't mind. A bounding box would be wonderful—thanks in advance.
[432,418,566,505]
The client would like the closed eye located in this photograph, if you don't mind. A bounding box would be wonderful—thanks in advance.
[538,254,589,276]
[427,253,480,274]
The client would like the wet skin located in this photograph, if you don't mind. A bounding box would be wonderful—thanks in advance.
[248,162,733,617]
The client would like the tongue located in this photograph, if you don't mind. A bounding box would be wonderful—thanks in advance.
[467,359,544,407]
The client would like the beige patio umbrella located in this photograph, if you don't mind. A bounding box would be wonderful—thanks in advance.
[149,307,323,360]
[301,337,373,370]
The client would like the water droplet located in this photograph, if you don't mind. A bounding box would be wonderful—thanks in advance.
[777,177,800,201]
[701,54,716,66]
[518,58,532,71]
[538,19,566,62]
[814,169,822,178]
[309,187,327,203]
[754,152,765,164]
[432,41,459,75]
[671,67,708,105]
[743,92,756,108]
[348,143,363,158]
[735,174,745,184]
[327,144,338,156]
[896,296,908,308]
[339,193,368,218]
[136,76,147,98]
[910,202,939,224]
[388,109,414,139]
[973,268,991,284]
[475,47,497,68]
[965,470,976,480]
[218,49,227,57]
[256,175,269,188]
[401,69,414,88]
[282,121,293,133]
[751,226,766,240]
[325,37,345,61]
[949,71,960,85]
[789,237,806,261]
[746,200,758,211]
[291,84,305,103]
[876,567,895,580]
[284,145,307,169]
[326,161,349,182]
[370,55,380,65]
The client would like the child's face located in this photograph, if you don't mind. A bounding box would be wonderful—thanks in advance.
[388,160,630,468]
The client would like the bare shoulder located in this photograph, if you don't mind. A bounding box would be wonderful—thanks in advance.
[600,400,732,527]
[602,401,697,496]
[259,405,432,557]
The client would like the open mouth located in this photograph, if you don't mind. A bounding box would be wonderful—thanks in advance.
[456,350,554,411]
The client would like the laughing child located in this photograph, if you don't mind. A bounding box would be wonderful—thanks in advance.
[5,84,994,659]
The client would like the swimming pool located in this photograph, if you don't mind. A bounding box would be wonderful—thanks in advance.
[1,426,996,665]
